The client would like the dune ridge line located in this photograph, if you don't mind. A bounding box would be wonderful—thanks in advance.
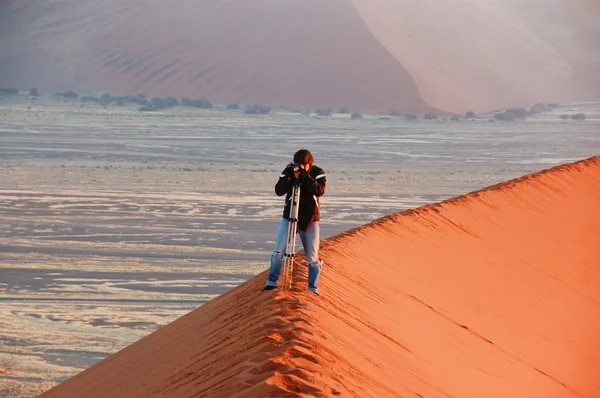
[41,156,600,397]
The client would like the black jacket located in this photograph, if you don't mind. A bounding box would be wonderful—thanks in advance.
[275,164,326,232]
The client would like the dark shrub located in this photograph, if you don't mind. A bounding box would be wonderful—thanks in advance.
[466,111,476,119]
[124,96,149,105]
[0,88,19,95]
[181,98,190,106]
[315,108,332,117]
[150,97,178,109]
[150,97,168,109]
[99,93,112,104]
[571,113,586,121]
[29,88,38,96]
[389,110,400,117]
[559,114,570,120]
[165,97,179,107]
[245,109,259,115]
[226,104,240,110]
[81,96,99,102]
[424,113,437,120]
[246,105,270,114]
[62,91,78,99]
[337,107,350,114]
[404,114,417,120]
[451,115,460,121]
[351,112,363,119]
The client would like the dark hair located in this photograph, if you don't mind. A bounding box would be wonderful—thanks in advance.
[293,149,314,167]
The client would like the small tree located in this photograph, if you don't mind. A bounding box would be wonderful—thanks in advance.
[350,112,363,119]
[62,91,79,99]
[151,97,168,109]
[451,115,460,121]
[99,93,112,104]
[125,96,148,105]
[559,114,570,120]
[404,113,417,121]
[181,98,190,106]
[389,110,400,117]
[571,113,586,121]
[315,108,332,117]
[423,113,437,120]
[226,104,240,110]
[466,111,476,119]
[29,88,38,96]
[337,107,350,114]
[165,97,179,107]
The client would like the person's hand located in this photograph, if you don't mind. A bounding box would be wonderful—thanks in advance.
[297,167,309,182]
[284,163,296,179]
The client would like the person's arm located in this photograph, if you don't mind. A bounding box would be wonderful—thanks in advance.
[275,164,295,196]
[299,167,326,196]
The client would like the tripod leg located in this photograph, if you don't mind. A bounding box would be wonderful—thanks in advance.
[281,184,301,289]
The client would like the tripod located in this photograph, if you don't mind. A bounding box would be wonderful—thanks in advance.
[280,181,301,289]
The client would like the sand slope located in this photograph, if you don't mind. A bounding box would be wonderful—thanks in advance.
[40,156,600,397]
[351,0,600,113]
[0,0,430,114]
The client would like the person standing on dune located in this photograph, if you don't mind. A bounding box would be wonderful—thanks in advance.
[263,149,326,294]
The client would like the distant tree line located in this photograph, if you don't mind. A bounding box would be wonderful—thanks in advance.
[560,113,586,121]
[493,103,560,121]
[2,85,517,122]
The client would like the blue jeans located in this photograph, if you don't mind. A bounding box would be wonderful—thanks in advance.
[266,218,322,292]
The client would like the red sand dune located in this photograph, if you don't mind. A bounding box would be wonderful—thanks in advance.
[41,156,600,397]
[0,0,431,114]
[350,0,600,113]
[1,0,599,113]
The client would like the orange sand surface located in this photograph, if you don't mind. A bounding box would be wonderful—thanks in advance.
[41,157,600,397]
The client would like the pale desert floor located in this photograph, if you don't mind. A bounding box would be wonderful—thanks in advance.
[0,97,599,396]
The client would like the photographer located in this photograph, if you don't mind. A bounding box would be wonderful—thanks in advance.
[263,149,326,294]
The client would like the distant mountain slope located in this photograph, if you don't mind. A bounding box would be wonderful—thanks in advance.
[0,0,432,113]
[41,156,600,397]
[351,0,600,113]
[0,0,598,113]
